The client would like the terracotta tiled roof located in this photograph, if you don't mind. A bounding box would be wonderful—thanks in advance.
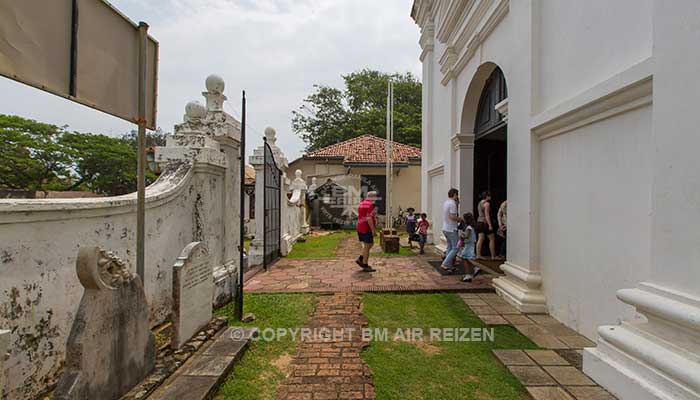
[304,135,421,165]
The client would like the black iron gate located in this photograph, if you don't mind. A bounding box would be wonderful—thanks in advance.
[263,137,281,269]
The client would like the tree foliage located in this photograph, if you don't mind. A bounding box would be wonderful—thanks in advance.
[0,114,164,196]
[292,69,422,151]
[0,114,71,191]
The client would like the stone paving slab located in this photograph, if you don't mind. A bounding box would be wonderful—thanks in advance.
[245,257,493,294]
[524,350,570,366]
[565,386,617,400]
[491,345,616,400]
[527,386,575,400]
[149,327,257,400]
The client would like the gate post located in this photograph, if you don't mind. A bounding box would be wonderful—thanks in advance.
[248,128,287,267]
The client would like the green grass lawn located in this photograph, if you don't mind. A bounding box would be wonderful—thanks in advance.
[361,293,537,400]
[286,230,417,258]
[215,293,316,400]
[286,231,349,258]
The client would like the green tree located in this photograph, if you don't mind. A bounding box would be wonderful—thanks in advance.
[292,69,422,151]
[60,132,157,195]
[0,114,164,196]
[120,128,168,150]
[0,114,72,192]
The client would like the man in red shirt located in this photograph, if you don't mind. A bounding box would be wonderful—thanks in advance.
[356,191,378,272]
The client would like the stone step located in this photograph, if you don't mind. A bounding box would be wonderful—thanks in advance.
[148,327,258,400]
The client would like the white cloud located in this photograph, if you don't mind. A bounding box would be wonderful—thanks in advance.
[0,0,420,159]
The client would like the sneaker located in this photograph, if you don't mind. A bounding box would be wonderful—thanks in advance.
[362,265,377,272]
[473,266,481,277]
[462,274,473,282]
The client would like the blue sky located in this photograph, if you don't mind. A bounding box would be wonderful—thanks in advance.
[0,0,420,160]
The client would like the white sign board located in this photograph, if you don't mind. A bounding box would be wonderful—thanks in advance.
[0,0,158,129]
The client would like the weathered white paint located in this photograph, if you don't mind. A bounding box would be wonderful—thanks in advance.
[0,75,242,399]
[0,329,8,397]
[413,1,700,398]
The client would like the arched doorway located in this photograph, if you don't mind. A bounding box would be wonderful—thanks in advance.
[473,66,507,257]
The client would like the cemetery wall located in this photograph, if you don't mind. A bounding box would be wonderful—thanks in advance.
[0,75,241,399]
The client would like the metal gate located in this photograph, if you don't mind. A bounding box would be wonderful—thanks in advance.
[263,137,281,269]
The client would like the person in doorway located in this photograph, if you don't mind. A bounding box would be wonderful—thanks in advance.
[459,213,481,282]
[406,207,417,248]
[497,200,508,259]
[476,191,497,260]
[356,191,378,272]
[440,188,461,272]
[417,213,430,254]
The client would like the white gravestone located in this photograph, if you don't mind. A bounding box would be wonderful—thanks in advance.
[172,242,213,349]
[0,329,9,396]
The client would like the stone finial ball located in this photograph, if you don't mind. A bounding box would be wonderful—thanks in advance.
[295,169,302,179]
[185,101,207,119]
[264,127,276,140]
[205,74,225,94]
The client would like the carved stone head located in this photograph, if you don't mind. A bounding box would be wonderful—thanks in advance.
[76,247,134,290]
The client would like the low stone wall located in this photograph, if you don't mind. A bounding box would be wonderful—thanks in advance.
[0,76,242,399]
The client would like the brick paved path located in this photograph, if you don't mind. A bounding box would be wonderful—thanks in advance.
[279,293,375,400]
[244,256,493,293]
[335,235,362,257]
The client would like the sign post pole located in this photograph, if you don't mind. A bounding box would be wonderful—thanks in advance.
[136,22,149,282]
[235,90,246,321]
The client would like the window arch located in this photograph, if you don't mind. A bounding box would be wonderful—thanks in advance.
[474,67,507,137]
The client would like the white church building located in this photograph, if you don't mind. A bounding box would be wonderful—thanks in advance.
[412,1,700,399]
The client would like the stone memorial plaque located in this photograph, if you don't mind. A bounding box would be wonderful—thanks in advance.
[172,242,213,349]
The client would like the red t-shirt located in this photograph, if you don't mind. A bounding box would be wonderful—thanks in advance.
[357,199,376,234]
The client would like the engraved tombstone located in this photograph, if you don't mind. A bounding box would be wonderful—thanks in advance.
[54,247,155,400]
[172,242,213,349]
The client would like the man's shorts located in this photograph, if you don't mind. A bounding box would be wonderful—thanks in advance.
[357,231,374,244]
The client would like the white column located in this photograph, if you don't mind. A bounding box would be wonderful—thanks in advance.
[583,2,700,400]
[248,127,288,265]
[419,20,434,240]
[492,0,546,313]
[247,163,265,266]
[451,133,474,214]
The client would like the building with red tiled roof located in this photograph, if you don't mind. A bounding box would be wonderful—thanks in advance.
[289,135,422,219]
[303,134,421,166]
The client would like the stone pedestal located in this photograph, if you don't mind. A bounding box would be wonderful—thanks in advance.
[380,229,400,253]
[54,247,155,400]
[492,263,547,314]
